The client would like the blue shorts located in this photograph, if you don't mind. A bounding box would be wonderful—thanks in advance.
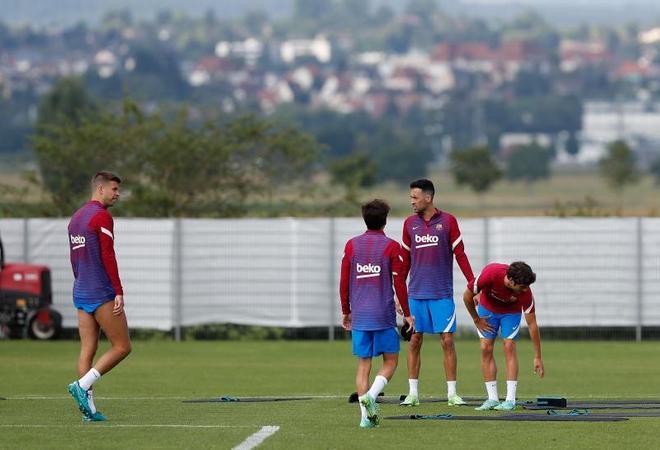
[409,298,456,334]
[477,303,522,340]
[352,328,400,358]
[74,298,113,314]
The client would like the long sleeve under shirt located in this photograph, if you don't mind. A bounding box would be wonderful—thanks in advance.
[339,230,410,331]
[68,200,123,303]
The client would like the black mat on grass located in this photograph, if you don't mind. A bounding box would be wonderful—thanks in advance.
[183,396,312,403]
[385,413,627,422]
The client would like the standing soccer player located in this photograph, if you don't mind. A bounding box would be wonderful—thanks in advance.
[340,199,415,428]
[400,179,474,407]
[67,171,132,421]
[463,261,544,411]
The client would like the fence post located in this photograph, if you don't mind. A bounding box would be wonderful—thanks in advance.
[328,218,336,341]
[172,218,183,342]
[483,217,489,267]
[23,218,29,263]
[636,217,643,342]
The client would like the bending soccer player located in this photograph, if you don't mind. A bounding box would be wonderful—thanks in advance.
[67,171,132,421]
[463,261,544,411]
[400,179,474,407]
[340,199,415,428]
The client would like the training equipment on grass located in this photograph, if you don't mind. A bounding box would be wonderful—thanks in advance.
[536,397,567,407]
[348,391,384,403]
[525,404,660,410]
[182,396,312,403]
[384,413,627,422]
[547,410,660,418]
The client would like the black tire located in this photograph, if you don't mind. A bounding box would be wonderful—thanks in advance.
[28,310,62,340]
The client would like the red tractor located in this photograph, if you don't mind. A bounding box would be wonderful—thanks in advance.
[0,234,62,339]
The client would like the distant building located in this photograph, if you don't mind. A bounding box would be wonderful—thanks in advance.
[280,36,331,64]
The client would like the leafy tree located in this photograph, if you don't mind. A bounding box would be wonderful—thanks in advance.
[599,140,639,193]
[329,152,378,203]
[449,146,502,204]
[36,77,97,128]
[506,143,553,185]
[32,98,321,216]
[649,156,660,186]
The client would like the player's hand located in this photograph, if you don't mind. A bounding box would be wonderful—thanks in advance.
[342,313,352,331]
[474,317,493,333]
[534,357,544,378]
[404,315,415,334]
[113,295,124,316]
[395,301,403,315]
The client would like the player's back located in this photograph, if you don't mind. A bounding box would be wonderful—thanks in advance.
[347,230,398,331]
[68,201,115,303]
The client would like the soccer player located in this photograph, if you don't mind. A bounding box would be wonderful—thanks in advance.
[399,179,474,407]
[340,199,415,428]
[67,171,132,421]
[463,261,544,411]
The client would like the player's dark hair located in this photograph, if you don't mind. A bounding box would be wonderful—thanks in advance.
[507,261,536,286]
[362,199,390,230]
[91,171,121,190]
[410,179,435,199]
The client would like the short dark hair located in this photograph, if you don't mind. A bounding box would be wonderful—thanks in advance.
[410,179,435,199]
[362,199,390,230]
[91,171,121,190]
[507,261,536,286]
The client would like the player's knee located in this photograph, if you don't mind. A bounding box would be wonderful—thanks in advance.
[409,333,423,350]
[440,334,454,350]
[115,342,132,358]
[502,339,516,352]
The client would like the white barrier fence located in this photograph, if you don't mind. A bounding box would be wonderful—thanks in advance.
[1,217,659,339]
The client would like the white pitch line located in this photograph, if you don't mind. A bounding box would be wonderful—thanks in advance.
[0,424,254,429]
[232,426,280,450]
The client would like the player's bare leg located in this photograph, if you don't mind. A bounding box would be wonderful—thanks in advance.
[356,358,372,395]
[495,339,519,408]
[441,332,466,405]
[406,333,423,378]
[440,332,457,380]
[377,352,398,380]
[93,301,131,374]
[77,310,100,377]
[475,338,500,410]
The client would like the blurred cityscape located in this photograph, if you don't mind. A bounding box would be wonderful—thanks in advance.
[1,0,660,215]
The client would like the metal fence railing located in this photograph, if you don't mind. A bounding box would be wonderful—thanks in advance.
[1,217,658,340]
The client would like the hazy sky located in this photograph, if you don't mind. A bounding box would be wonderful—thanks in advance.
[0,0,659,27]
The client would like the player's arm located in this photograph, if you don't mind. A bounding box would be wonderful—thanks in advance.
[389,242,414,328]
[524,303,544,378]
[400,218,412,280]
[339,241,352,330]
[91,211,124,315]
[463,274,493,333]
[449,215,474,283]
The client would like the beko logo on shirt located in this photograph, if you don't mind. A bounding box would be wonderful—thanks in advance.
[356,263,381,279]
[70,234,86,249]
[415,234,439,248]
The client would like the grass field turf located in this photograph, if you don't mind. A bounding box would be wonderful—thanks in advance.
[1,339,660,449]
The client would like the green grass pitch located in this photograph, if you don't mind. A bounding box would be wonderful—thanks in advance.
[1,339,660,449]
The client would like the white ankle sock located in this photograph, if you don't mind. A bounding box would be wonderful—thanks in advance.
[87,389,97,414]
[359,403,367,420]
[408,379,419,396]
[78,368,101,390]
[447,380,457,397]
[367,375,388,400]
[485,381,499,401]
[505,380,517,402]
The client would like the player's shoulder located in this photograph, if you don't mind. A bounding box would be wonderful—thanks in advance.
[403,214,420,227]
[483,262,507,274]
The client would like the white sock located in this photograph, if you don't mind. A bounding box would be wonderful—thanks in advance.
[506,380,518,402]
[359,403,368,420]
[485,381,499,401]
[447,381,457,397]
[367,375,388,400]
[408,379,419,397]
[78,368,101,390]
[87,389,97,414]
